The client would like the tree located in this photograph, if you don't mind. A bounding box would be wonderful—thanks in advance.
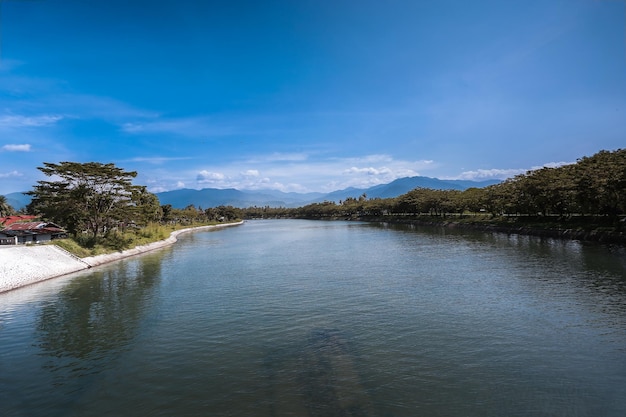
[574,149,626,217]
[458,187,486,214]
[161,204,174,223]
[0,195,15,217]
[26,162,158,237]
[215,205,243,221]
[131,186,163,225]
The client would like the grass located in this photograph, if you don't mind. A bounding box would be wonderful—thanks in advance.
[52,221,229,258]
[52,238,94,258]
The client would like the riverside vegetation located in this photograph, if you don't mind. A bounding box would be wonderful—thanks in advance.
[242,149,626,242]
[1,161,243,257]
[48,206,243,257]
[1,149,624,254]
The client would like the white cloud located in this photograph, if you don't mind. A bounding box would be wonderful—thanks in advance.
[0,170,23,178]
[154,154,438,193]
[148,186,168,193]
[0,114,62,128]
[176,181,186,189]
[454,168,525,181]
[1,144,31,152]
[271,182,312,193]
[197,170,227,184]
[241,169,260,177]
[197,171,226,181]
[344,166,393,176]
[196,168,273,190]
[453,161,574,181]
[242,176,272,189]
[331,155,435,189]
[339,166,417,188]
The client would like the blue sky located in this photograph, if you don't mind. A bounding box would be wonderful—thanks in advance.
[1,0,625,195]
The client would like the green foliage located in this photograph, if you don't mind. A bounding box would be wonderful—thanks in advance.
[132,186,163,225]
[26,148,626,254]
[484,149,626,217]
[0,195,16,217]
[52,238,94,258]
[53,221,223,257]
[26,161,161,239]
[241,149,626,223]
[160,204,243,225]
[21,161,243,256]
[137,222,170,241]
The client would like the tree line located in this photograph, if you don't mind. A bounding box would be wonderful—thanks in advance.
[242,149,626,221]
[1,149,624,243]
[0,162,242,247]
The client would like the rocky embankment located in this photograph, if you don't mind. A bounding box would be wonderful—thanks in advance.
[0,221,243,293]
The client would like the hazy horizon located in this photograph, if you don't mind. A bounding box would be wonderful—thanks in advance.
[3,174,502,200]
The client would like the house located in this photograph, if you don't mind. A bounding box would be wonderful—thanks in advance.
[0,220,66,245]
[0,215,39,227]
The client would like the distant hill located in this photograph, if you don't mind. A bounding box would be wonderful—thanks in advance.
[361,176,500,199]
[156,176,500,208]
[158,188,266,209]
[4,192,31,210]
[4,176,500,210]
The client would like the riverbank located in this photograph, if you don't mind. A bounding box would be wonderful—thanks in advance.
[356,215,626,244]
[0,221,243,293]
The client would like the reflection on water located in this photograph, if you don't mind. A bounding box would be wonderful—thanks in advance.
[37,257,161,369]
[1,254,162,417]
[372,221,626,306]
[1,220,625,417]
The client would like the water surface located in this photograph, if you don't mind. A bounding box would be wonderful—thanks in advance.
[1,220,625,416]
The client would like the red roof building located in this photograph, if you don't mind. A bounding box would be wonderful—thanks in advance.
[0,215,39,227]
[0,220,66,245]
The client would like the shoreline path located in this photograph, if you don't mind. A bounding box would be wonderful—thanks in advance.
[0,221,243,293]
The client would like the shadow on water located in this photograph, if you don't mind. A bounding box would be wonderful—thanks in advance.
[265,328,374,417]
[9,255,163,417]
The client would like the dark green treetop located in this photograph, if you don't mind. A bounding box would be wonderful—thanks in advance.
[27,162,160,237]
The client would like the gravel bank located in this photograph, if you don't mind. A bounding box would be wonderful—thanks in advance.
[0,221,243,293]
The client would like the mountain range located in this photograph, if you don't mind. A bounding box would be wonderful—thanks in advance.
[155,176,500,209]
[4,192,32,211]
[4,176,499,210]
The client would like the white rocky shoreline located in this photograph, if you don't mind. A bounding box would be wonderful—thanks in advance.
[0,221,243,294]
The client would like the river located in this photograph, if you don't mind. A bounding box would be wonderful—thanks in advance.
[1,219,625,416]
